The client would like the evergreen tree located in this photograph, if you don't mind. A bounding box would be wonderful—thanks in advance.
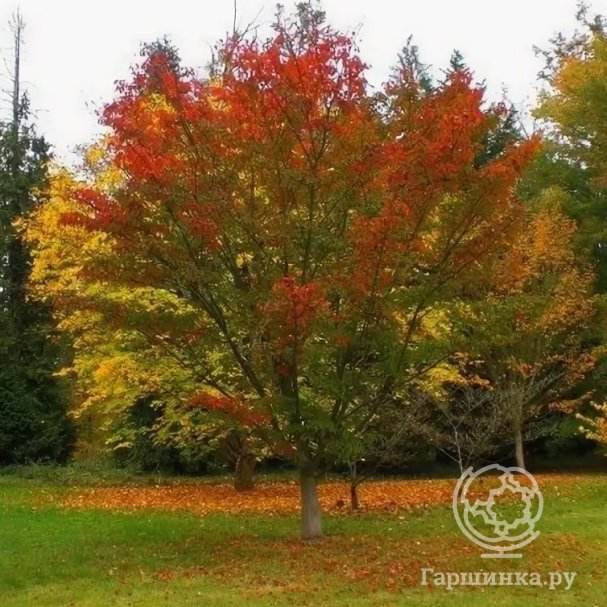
[0,14,73,463]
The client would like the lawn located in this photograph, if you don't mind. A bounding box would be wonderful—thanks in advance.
[0,471,605,606]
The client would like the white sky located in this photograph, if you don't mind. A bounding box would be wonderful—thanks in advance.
[1,0,606,164]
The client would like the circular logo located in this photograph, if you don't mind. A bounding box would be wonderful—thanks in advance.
[452,464,543,558]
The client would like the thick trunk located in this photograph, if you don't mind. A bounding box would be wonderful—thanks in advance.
[299,468,323,539]
[514,426,526,470]
[234,453,257,491]
[350,482,361,510]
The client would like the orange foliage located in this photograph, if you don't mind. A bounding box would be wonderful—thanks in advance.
[63,474,580,516]
[189,392,269,427]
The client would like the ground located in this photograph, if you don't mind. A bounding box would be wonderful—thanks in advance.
[0,469,605,606]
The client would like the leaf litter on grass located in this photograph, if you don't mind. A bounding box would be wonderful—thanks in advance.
[61,474,585,516]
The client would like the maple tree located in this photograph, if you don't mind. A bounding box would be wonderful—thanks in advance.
[358,187,598,472]
[457,188,596,468]
[27,4,541,538]
[25,167,268,485]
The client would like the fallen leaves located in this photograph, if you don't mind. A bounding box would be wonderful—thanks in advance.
[41,474,602,600]
[131,532,590,599]
[61,473,583,516]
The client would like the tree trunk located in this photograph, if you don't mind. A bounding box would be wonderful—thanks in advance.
[234,453,257,491]
[348,461,361,510]
[299,468,323,539]
[350,482,361,510]
[514,426,526,470]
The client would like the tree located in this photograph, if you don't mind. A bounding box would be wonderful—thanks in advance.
[33,3,538,538]
[25,167,268,485]
[462,189,596,469]
[336,397,425,510]
[532,10,607,288]
[528,10,607,446]
[412,385,507,473]
[0,14,73,463]
[580,401,607,447]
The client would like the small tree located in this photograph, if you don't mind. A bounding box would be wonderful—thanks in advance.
[464,189,596,469]
[25,169,267,487]
[337,397,425,509]
[412,387,506,473]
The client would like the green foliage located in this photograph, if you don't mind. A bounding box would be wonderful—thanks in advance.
[110,397,216,474]
[0,91,74,463]
[532,15,607,288]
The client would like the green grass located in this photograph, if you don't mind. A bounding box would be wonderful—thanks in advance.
[0,473,605,606]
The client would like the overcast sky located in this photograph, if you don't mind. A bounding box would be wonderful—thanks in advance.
[1,0,606,163]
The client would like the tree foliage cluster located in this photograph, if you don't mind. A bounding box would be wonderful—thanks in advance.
[0,16,73,464]
[3,3,607,537]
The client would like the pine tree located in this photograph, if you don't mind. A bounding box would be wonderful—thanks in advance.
[0,14,73,463]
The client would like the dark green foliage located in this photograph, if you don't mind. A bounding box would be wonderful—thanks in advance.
[0,91,74,464]
[110,397,214,474]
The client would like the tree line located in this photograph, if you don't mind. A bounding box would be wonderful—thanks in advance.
[2,3,607,538]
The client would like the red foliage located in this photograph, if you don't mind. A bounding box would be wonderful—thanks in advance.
[58,11,540,441]
[217,28,367,149]
[189,392,268,427]
[262,277,328,350]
